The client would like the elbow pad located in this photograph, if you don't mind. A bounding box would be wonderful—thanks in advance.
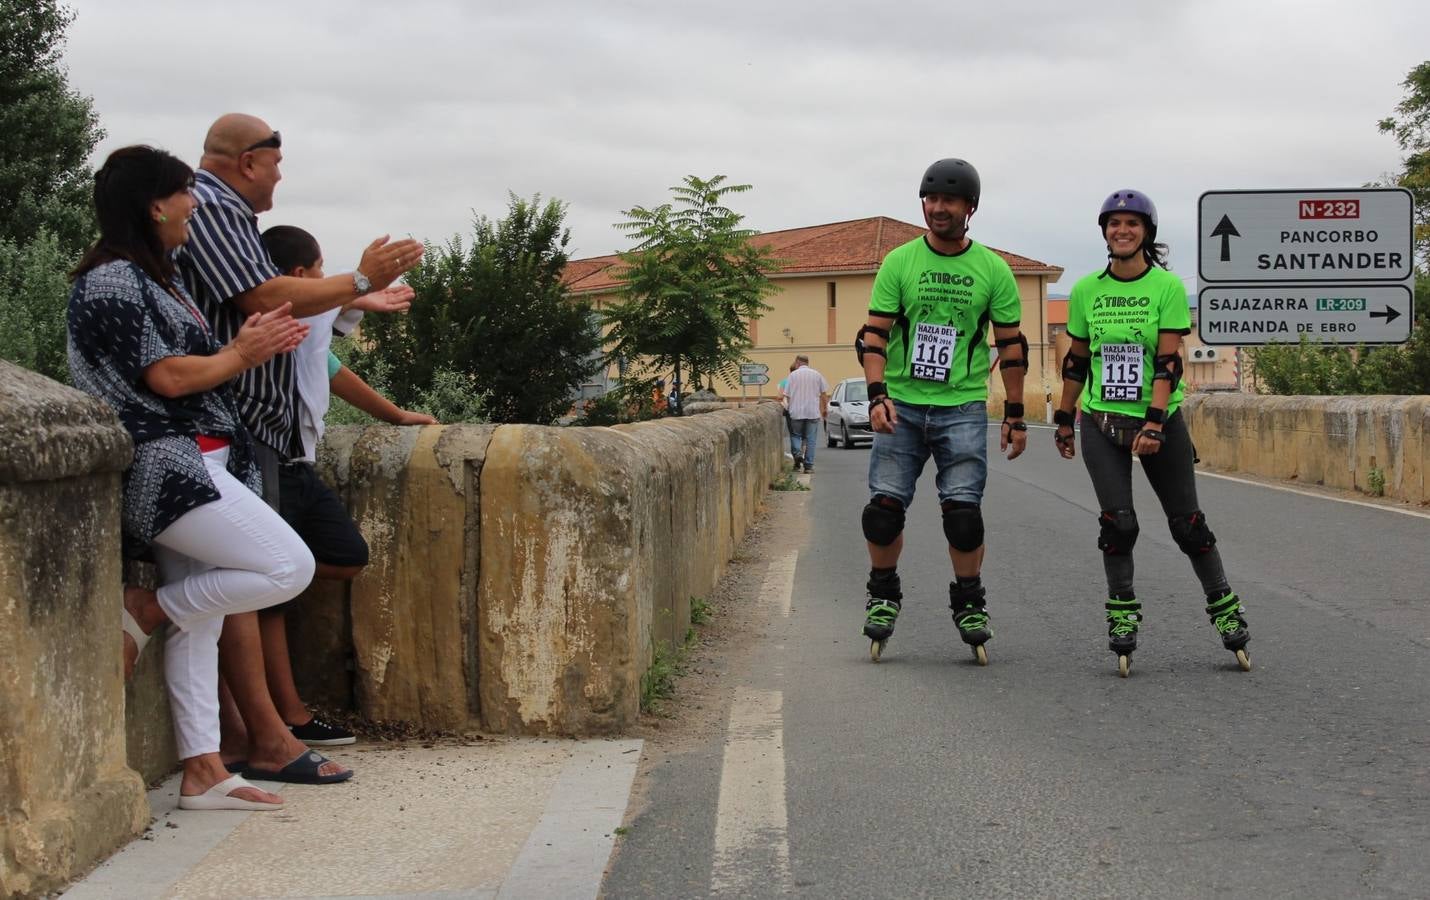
[995,332,1029,370]
[1152,353,1184,391]
[855,324,890,365]
[1061,350,1091,383]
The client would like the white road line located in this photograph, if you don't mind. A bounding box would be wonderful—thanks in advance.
[762,551,798,617]
[1196,470,1430,520]
[712,688,791,897]
[498,739,643,900]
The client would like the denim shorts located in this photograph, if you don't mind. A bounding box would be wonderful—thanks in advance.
[867,400,988,507]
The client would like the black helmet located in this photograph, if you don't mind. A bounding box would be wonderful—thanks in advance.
[919,158,981,208]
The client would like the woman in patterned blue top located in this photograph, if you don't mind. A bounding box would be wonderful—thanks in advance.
[67,146,331,811]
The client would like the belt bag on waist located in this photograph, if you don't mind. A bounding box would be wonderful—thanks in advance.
[1087,411,1145,450]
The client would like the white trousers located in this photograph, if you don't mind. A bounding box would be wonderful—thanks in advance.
[150,447,316,760]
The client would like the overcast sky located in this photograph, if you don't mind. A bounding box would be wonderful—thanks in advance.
[64,0,1427,293]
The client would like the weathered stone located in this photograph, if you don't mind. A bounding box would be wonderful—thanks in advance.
[283,427,364,712]
[476,405,784,735]
[1183,394,1429,504]
[0,364,147,898]
[478,425,655,735]
[349,424,495,729]
[0,361,132,485]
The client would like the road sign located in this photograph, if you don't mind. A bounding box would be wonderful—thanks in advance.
[739,373,770,385]
[739,363,769,376]
[1197,188,1414,345]
[1199,189,1413,283]
[1198,285,1411,345]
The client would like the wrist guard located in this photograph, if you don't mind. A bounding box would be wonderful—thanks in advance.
[1137,428,1166,444]
[1144,406,1166,425]
[1004,402,1024,420]
[1053,408,1076,428]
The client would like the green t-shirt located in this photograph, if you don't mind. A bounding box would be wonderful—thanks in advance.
[868,237,1021,406]
[1066,265,1191,417]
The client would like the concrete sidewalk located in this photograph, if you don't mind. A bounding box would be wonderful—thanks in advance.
[64,738,642,900]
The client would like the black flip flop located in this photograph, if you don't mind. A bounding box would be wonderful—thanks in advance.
[243,750,353,784]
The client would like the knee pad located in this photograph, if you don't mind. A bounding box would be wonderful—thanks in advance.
[941,501,984,552]
[1169,510,1216,556]
[862,496,906,547]
[1097,509,1139,555]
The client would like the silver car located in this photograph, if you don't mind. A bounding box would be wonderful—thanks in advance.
[825,377,873,448]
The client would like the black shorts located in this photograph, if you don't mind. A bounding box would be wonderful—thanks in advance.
[278,462,369,568]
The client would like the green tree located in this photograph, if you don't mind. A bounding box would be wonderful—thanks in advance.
[0,230,70,379]
[0,1,104,382]
[349,195,602,424]
[601,175,781,410]
[1255,62,1430,396]
[0,0,104,254]
[1378,60,1430,267]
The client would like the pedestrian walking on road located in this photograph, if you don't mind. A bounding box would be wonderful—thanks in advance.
[778,361,798,461]
[854,158,1030,663]
[1052,189,1251,677]
[784,355,829,473]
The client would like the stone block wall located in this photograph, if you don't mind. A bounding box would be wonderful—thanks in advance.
[1182,394,1430,504]
[286,403,784,735]
[2,352,781,895]
[0,361,149,898]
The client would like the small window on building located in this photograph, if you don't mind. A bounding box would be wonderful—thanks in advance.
[827,282,836,308]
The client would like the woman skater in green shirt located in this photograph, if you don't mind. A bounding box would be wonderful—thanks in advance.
[1053,190,1251,677]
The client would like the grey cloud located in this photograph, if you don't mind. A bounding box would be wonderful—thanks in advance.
[63,0,1430,287]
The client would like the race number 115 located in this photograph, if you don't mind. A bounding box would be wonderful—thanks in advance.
[1299,199,1360,219]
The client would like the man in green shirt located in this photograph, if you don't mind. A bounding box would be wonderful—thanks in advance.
[854,158,1030,663]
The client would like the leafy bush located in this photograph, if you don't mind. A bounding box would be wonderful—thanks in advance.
[0,231,71,382]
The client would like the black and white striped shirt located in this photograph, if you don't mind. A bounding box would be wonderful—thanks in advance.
[178,169,299,458]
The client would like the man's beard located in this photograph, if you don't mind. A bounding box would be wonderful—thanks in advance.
[927,214,968,242]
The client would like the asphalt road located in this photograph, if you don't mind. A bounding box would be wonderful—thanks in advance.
[604,423,1430,899]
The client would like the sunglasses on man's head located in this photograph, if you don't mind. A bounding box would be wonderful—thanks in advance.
[242,131,281,153]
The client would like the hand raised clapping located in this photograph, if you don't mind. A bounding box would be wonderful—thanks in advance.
[229,302,308,367]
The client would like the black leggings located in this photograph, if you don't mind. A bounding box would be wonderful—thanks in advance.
[1079,412,1230,599]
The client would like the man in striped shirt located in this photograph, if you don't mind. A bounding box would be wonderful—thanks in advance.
[181,113,422,483]
[176,113,424,775]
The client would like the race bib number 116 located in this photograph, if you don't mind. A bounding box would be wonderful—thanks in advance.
[911,322,957,382]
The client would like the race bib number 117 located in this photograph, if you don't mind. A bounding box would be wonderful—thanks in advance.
[911,323,957,382]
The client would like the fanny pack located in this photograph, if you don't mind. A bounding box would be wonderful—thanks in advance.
[1086,411,1147,450]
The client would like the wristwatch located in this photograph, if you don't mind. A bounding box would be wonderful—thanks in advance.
[352,269,372,295]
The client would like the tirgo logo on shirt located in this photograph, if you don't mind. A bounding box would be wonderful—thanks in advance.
[1091,295,1151,311]
[918,271,976,287]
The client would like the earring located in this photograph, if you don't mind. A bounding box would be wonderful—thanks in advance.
[157,214,168,223]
